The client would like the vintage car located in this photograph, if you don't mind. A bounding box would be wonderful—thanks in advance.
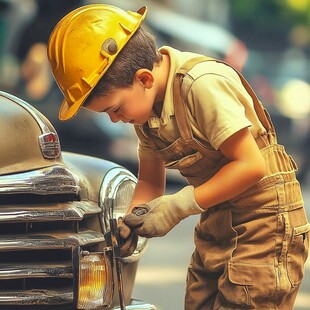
[0,91,156,310]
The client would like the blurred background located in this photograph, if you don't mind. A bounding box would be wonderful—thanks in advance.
[0,0,309,184]
[0,0,309,309]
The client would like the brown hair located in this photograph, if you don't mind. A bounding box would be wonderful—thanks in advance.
[84,26,162,104]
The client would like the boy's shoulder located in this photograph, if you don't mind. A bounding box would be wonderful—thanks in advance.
[160,45,239,81]
[183,58,238,82]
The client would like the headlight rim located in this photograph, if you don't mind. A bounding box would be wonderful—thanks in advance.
[99,167,148,263]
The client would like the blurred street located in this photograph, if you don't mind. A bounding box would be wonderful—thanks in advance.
[133,178,310,310]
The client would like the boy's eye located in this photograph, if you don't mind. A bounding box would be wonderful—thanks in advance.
[112,106,120,113]
[106,106,120,113]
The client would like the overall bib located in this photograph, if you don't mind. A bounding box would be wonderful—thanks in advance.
[144,57,310,309]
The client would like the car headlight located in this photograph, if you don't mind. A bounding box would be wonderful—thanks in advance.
[77,251,113,309]
[99,167,148,262]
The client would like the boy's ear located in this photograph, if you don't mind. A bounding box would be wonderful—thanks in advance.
[135,69,154,89]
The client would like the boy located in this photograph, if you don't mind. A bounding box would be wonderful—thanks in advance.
[47,4,309,309]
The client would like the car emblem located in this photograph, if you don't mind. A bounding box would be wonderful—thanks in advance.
[39,132,61,159]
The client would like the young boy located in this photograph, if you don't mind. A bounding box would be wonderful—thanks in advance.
[47,4,309,309]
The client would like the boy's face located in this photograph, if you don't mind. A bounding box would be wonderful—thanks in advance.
[84,77,155,125]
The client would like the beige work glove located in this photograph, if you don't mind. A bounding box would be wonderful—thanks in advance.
[117,217,138,257]
[124,186,204,238]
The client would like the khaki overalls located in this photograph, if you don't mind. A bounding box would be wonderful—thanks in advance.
[143,57,310,309]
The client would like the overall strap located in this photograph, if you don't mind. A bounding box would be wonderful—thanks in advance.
[173,57,212,142]
[173,56,274,142]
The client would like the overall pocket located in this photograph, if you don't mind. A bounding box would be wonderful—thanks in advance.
[218,261,276,307]
[165,151,203,170]
[287,222,310,287]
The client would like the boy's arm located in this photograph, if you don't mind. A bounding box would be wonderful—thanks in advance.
[117,156,165,255]
[194,127,266,208]
[129,156,166,211]
[124,127,266,238]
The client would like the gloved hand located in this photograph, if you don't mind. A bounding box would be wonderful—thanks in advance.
[117,217,138,257]
[124,186,204,238]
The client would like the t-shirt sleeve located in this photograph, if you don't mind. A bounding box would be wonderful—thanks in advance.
[188,71,252,150]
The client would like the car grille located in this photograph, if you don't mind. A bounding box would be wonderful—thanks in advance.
[0,200,104,309]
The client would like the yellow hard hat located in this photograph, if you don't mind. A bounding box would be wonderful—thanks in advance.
[47,4,147,120]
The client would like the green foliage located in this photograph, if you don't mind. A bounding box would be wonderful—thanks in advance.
[231,0,310,35]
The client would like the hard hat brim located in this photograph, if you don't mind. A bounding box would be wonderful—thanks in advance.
[59,96,85,121]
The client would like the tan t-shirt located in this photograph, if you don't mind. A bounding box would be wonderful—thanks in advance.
[135,46,266,160]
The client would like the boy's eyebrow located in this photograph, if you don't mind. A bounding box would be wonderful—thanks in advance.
[99,106,110,113]
[99,104,116,113]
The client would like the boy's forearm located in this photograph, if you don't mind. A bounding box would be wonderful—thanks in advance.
[129,157,166,211]
[194,158,265,210]
[129,179,165,212]
[194,127,266,210]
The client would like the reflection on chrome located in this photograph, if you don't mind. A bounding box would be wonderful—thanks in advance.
[0,165,80,195]
[0,201,101,223]
[0,289,73,305]
[99,167,148,263]
[0,230,105,250]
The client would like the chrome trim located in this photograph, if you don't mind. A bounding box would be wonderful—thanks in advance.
[0,289,73,305]
[0,165,80,195]
[0,262,72,279]
[99,167,148,263]
[0,201,101,222]
[99,167,137,231]
[0,230,105,251]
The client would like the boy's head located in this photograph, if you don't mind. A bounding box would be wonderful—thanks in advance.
[48,4,160,121]
[85,26,162,108]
